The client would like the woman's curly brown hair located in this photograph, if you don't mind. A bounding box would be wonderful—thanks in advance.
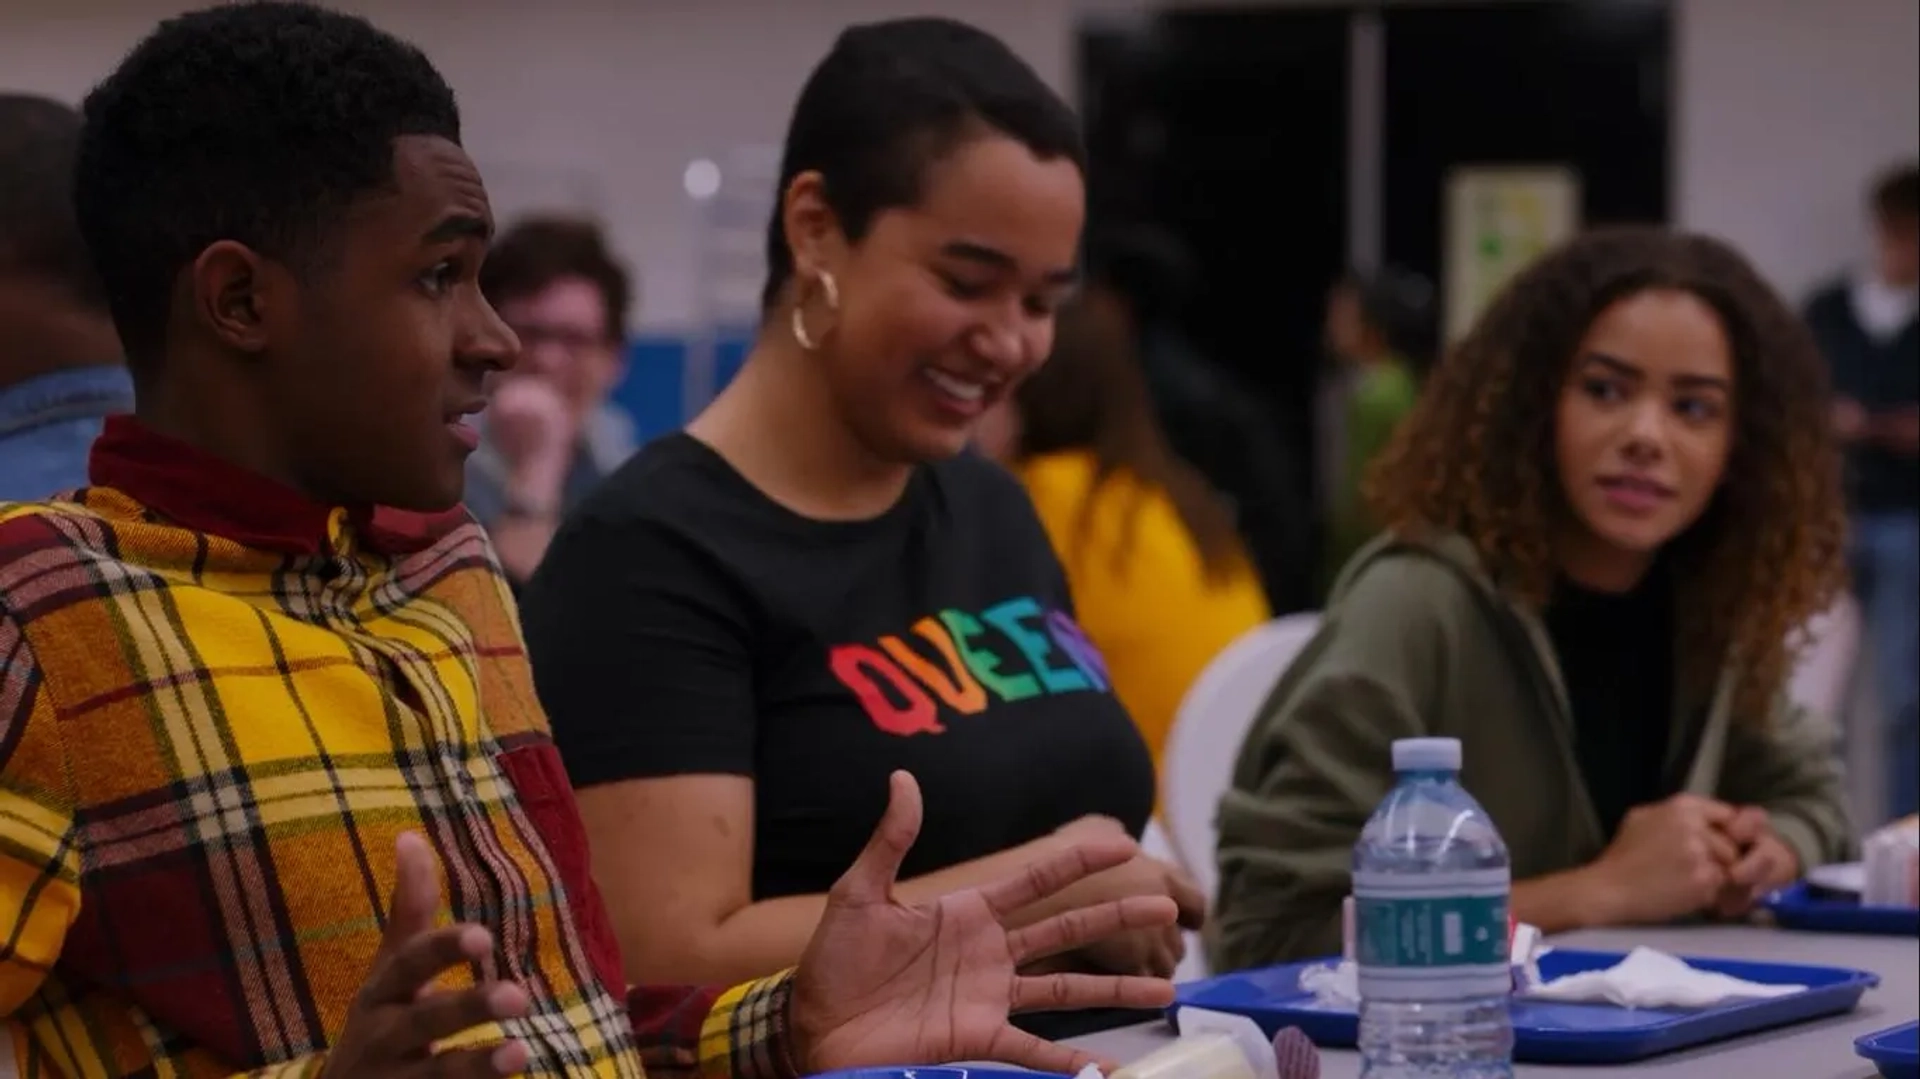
[1365,227,1846,725]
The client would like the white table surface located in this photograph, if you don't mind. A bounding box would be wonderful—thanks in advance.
[1063,925,1918,1078]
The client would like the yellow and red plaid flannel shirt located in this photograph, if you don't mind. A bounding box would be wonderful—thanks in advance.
[0,417,797,1078]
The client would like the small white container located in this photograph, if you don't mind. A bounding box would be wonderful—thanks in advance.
[1107,1008,1278,1079]
[1107,1033,1257,1079]
[1863,818,1919,907]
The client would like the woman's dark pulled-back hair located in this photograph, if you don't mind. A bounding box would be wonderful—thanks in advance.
[760,16,1085,311]
[1366,227,1846,726]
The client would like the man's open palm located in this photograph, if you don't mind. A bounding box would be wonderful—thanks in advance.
[789,772,1178,1075]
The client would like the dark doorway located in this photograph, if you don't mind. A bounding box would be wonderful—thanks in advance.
[1075,1,1672,609]
[1079,9,1351,612]
[1080,7,1351,416]
[1381,0,1673,305]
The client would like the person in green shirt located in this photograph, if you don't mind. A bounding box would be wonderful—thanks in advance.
[1320,267,1432,585]
[1214,228,1853,969]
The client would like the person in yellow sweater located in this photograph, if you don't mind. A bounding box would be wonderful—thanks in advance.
[978,290,1272,770]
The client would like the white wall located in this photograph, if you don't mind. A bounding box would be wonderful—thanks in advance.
[3,0,1914,327]
[0,0,1075,332]
[1675,0,1920,301]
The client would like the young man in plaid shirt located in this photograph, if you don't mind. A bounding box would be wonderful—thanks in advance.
[0,5,1176,1077]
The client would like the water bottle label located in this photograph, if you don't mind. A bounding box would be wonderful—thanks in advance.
[1353,867,1511,1001]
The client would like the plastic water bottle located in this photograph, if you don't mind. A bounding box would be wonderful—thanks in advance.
[1354,737,1514,1079]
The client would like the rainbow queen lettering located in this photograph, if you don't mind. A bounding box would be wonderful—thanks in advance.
[826,596,1110,736]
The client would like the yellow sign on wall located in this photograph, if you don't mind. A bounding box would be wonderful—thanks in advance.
[1442,165,1583,343]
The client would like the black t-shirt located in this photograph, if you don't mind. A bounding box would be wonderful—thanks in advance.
[1543,567,1679,839]
[520,433,1155,900]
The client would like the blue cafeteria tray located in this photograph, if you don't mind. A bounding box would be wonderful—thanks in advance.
[1856,1021,1919,1079]
[809,1071,1069,1079]
[1170,948,1878,1064]
[1762,882,1920,935]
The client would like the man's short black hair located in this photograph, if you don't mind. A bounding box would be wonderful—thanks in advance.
[0,93,100,308]
[1871,161,1920,226]
[761,16,1084,311]
[482,217,633,342]
[74,1,462,369]
[1341,265,1437,365]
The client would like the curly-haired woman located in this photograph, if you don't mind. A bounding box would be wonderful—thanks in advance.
[1209,227,1855,969]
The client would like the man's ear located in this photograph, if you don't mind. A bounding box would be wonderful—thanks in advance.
[188,240,280,353]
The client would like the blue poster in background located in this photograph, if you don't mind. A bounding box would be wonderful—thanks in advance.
[613,332,755,444]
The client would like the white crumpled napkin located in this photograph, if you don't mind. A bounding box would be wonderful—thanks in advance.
[1297,960,1361,1011]
[1300,943,1797,1012]
[1521,946,1804,1009]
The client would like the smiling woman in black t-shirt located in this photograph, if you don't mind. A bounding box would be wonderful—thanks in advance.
[518,16,1195,1030]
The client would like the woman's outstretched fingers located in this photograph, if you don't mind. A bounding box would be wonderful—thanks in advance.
[979,837,1137,919]
[1010,971,1176,1015]
[1006,895,1177,963]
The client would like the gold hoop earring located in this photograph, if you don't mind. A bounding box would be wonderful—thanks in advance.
[790,270,840,352]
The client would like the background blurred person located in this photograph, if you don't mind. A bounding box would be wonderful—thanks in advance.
[0,92,128,500]
[1318,265,1433,587]
[1212,228,1853,968]
[977,292,1270,773]
[1086,225,1317,614]
[468,215,635,583]
[520,16,1201,1039]
[1805,162,1920,818]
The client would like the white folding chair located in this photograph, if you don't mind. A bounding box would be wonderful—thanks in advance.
[1160,613,1323,908]
[1789,593,1863,725]
[1788,593,1884,829]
